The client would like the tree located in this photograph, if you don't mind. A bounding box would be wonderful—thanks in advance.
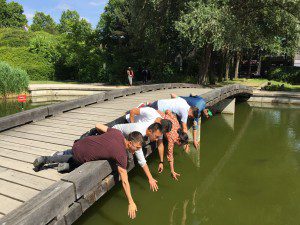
[176,0,300,83]
[0,0,27,28]
[31,12,57,34]
[58,10,80,34]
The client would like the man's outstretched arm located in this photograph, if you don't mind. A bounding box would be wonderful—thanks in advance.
[129,108,141,123]
[95,123,108,133]
[118,166,137,219]
[135,149,159,192]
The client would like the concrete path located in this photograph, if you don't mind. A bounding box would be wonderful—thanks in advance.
[0,86,211,218]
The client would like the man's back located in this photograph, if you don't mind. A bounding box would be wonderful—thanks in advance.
[157,97,190,123]
[73,128,127,169]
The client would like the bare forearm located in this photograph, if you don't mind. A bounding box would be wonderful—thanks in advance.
[182,122,188,133]
[169,159,175,173]
[95,123,108,133]
[158,140,164,162]
[142,164,153,180]
[122,180,134,204]
[193,129,197,142]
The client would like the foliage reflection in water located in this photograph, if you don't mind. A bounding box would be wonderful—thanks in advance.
[76,102,300,225]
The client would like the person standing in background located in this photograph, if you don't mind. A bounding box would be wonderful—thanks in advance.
[127,67,134,86]
[142,68,149,84]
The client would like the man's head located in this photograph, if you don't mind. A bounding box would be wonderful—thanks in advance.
[188,106,200,119]
[126,131,144,154]
[146,122,163,142]
[202,108,213,119]
[161,119,172,134]
[177,129,189,146]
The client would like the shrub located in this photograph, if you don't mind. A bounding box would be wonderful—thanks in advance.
[0,62,29,97]
[267,66,300,85]
[29,32,60,63]
[0,46,55,80]
[0,28,34,47]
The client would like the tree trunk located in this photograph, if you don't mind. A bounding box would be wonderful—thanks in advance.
[198,44,213,84]
[247,52,252,79]
[256,55,262,76]
[225,59,230,80]
[235,51,241,79]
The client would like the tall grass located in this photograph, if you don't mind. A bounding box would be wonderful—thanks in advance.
[0,62,29,98]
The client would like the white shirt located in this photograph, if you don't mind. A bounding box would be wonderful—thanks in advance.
[125,107,162,123]
[113,121,155,167]
[157,97,190,123]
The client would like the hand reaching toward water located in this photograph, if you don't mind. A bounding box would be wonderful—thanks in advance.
[128,202,137,219]
[158,162,164,173]
[149,178,158,191]
[171,171,180,181]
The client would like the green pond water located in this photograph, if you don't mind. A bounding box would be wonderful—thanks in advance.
[76,102,300,225]
[0,99,50,118]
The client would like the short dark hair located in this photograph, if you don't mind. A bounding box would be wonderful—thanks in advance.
[177,129,189,145]
[128,131,144,145]
[161,119,172,133]
[147,122,163,133]
[191,106,200,118]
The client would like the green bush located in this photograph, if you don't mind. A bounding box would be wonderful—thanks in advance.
[0,28,34,47]
[267,67,300,84]
[0,62,29,97]
[29,32,61,63]
[0,46,55,80]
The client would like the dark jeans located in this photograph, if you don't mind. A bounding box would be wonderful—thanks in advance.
[149,101,158,110]
[47,150,81,170]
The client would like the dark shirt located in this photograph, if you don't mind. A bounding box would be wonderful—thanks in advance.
[72,128,127,169]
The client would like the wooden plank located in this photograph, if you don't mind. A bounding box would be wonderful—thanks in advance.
[0,194,23,215]
[1,132,73,147]
[0,140,55,156]
[0,135,65,151]
[0,167,55,190]
[36,119,94,129]
[0,156,62,180]
[9,128,78,141]
[0,181,75,225]
[89,104,127,110]
[49,116,103,125]
[0,148,38,163]
[24,124,85,136]
[0,179,39,202]
[69,108,125,117]
[33,120,91,131]
[62,160,113,199]
[53,113,112,122]
[65,112,116,121]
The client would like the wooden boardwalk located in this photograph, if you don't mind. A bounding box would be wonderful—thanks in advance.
[0,86,211,219]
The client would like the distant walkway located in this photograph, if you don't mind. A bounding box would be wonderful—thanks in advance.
[29,83,131,97]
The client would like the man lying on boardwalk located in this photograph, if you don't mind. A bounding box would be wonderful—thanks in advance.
[171,93,212,149]
[125,106,172,173]
[147,97,199,152]
[33,127,144,219]
[97,121,171,192]
[157,110,189,180]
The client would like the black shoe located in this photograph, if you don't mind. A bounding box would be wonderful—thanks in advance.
[33,156,47,171]
[57,163,70,173]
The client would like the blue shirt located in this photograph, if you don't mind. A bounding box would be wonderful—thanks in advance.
[180,96,206,129]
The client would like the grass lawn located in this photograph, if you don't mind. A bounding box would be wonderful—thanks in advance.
[216,78,268,87]
[215,78,300,92]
